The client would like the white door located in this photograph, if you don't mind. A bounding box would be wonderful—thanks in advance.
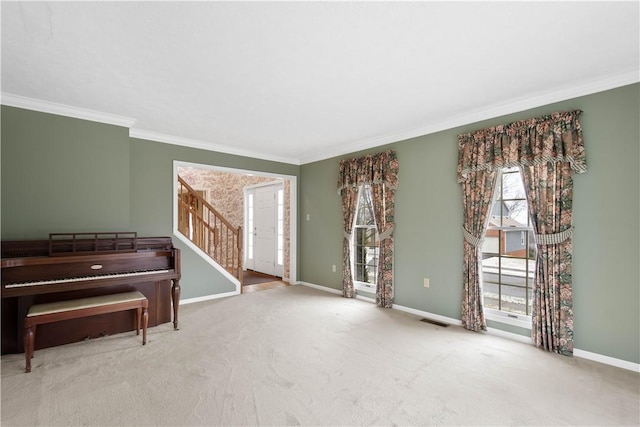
[253,185,277,276]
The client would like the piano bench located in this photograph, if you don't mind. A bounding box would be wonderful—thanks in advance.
[23,291,148,373]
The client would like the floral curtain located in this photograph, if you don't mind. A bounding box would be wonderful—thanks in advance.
[522,162,575,355]
[460,169,497,331]
[457,110,586,354]
[340,188,358,298]
[338,150,399,307]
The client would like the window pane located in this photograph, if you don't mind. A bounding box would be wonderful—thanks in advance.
[499,285,528,315]
[527,284,534,316]
[502,170,526,200]
[357,185,376,226]
[499,265,528,288]
[247,193,254,260]
[482,236,500,255]
[364,228,377,247]
[483,295,500,311]
[355,229,366,262]
[503,200,530,226]
[366,269,376,284]
[482,280,500,311]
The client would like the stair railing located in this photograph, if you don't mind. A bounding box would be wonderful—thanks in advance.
[177,176,243,284]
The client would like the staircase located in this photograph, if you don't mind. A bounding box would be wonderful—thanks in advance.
[177,176,243,284]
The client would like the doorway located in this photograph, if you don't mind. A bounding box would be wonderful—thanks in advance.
[245,181,284,278]
[174,161,297,290]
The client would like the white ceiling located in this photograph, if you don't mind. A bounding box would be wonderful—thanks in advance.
[2,2,639,165]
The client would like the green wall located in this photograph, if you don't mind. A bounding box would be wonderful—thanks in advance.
[299,83,640,364]
[1,106,299,300]
[1,107,131,238]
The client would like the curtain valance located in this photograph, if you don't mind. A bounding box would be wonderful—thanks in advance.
[338,149,399,193]
[457,110,586,183]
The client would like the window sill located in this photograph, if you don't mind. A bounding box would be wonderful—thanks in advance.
[485,309,532,329]
[354,281,376,293]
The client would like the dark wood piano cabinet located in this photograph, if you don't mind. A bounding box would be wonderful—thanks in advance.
[1,234,181,355]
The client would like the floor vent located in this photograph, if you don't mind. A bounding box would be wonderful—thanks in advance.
[420,318,449,327]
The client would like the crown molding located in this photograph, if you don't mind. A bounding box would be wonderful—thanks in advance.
[4,68,638,166]
[298,69,640,164]
[1,93,137,128]
[0,92,301,164]
[130,129,301,165]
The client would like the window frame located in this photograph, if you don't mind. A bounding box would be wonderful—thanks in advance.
[351,184,379,293]
[482,167,534,329]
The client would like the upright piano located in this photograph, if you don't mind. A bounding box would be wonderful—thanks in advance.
[1,232,181,355]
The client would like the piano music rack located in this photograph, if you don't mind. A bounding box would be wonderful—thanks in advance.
[49,232,138,256]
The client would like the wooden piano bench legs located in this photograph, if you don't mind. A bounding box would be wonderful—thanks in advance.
[23,291,148,373]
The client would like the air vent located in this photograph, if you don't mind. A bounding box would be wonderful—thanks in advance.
[420,318,449,327]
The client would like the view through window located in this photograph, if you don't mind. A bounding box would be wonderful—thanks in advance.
[482,167,536,317]
[352,185,379,292]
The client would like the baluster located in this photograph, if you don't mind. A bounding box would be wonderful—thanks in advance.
[177,175,243,281]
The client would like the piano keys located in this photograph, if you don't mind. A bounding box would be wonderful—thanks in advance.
[1,233,181,355]
[3,269,171,291]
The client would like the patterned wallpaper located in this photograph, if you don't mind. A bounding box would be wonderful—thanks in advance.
[178,167,291,280]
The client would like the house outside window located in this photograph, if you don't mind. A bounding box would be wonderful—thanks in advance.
[352,185,379,292]
[482,167,536,324]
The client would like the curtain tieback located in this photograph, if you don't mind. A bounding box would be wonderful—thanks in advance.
[462,226,482,247]
[535,227,573,245]
[343,231,351,240]
[378,226,395,241]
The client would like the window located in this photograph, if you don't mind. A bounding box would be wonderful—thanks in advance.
[352,185,379,292]
[482,167,536,321]
[277,188,284,266]
[247,193,254,260]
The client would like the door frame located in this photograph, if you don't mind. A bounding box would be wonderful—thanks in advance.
[244,180,285,277]
[173,160,297,289]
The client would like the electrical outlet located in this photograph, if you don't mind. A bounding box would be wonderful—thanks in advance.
[423,277,430,288]
[332,265,336,272]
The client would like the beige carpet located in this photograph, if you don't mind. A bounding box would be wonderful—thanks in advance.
[1,285,638,426]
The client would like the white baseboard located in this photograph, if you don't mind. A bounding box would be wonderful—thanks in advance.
[298,281,342,295]
[485,326,533,344]
[299,281,640,372]
[392,303,463,327]
[574,349,640,373]
[355,294,376,304]
[180,290,239,305]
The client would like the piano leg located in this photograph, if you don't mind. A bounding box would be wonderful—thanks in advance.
[135,307,141,335]
[24,324,35,373]
[142,306,148,345]
[171,279,180,330]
